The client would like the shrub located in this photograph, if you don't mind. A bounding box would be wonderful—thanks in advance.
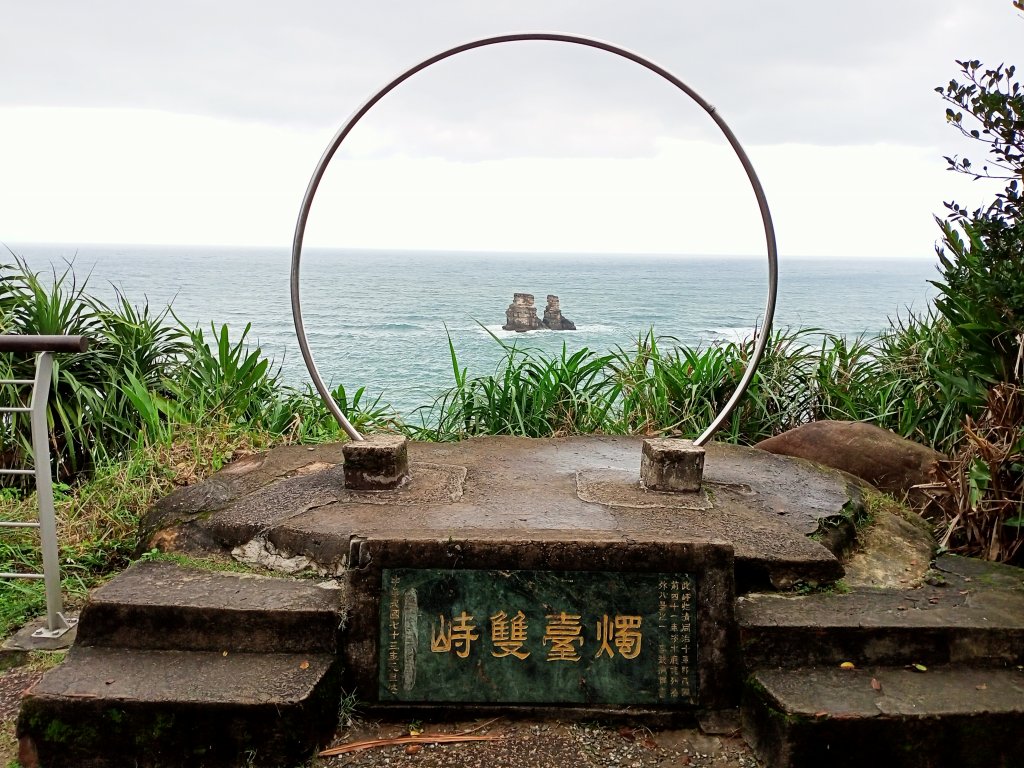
[927,49,1024,562]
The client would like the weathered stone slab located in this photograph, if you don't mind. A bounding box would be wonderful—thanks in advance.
[143,436,864,590]
[137,443,347,553]
[76,561,345,654]
[577,469,713,510]
[738,555,1024,668]
[17,647,340,768]
[743,665,1024,768]
[346,537,737,711]
[144,460,467,556]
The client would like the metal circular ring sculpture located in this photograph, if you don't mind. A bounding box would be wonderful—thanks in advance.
[291,32,778,446]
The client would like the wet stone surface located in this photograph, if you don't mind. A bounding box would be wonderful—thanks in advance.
[140,436,864,590]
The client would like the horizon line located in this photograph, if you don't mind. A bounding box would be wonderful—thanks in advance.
[6,240,937,261]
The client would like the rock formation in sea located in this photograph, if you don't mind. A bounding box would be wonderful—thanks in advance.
[503,293,543,332]
[503,293,576,332]
[542,294,576,331]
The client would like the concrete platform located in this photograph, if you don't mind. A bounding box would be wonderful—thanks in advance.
[141,437,868,590]
[743,665,1024,768]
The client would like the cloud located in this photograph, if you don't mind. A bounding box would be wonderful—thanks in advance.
[4,1,1021,160]
[1,2,1015,252]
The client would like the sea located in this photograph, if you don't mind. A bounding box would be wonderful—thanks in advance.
[7,245,938,418]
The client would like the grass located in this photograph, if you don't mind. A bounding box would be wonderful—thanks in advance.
[135,550,278,575]
[0,421,280,638]
[417,320,968,451]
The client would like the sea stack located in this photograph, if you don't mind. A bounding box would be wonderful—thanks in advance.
[502,293,543,332]
[542,295,576,331]
[502,293,576,332]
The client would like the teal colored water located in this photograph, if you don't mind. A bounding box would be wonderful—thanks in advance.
[10,245,938,417]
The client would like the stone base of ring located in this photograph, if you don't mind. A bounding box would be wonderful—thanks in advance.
[640,438,705,493]
[343,435,410,490]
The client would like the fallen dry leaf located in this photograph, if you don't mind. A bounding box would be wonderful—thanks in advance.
[871,678,882,691]
[977,683,988,690]
[405,744,422,755]
[299,660,310,670]
[319,734,502,757]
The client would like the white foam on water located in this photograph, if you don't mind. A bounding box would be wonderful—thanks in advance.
[476,323,618,338]
[704,326,755,343]
[476,324,553,338]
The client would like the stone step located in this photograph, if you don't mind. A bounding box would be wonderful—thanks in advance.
[16,646,341,768]
[737,555,1024,668]
[742,665,1024,768]
[75,560,345,654]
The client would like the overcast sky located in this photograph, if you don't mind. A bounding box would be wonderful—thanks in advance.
[1,2,1021,257]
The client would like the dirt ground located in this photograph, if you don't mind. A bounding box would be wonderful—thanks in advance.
[315,717,761,768]
[0,661,45,766]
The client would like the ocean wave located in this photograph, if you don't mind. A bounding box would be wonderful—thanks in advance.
[298,315,426,331]
[475,323,619,338]
[703,327,756,342]
[476,324,542,337]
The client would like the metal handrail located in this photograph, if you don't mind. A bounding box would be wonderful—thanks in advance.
[1,334,89,638]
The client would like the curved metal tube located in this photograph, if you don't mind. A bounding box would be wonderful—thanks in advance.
[291,32,778,445]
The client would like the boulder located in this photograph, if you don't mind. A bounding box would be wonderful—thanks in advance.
[502,293,542,332]
[755,421,944,503]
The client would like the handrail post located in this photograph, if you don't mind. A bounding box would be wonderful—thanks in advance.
[29,351,75,638]
[0,335,87,642]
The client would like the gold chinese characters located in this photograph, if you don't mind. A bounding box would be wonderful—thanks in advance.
[430,610,644,663]
[429,611,479,658]
[490,610,530,659]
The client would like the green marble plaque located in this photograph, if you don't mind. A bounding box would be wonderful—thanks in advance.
[379,569,697,705]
